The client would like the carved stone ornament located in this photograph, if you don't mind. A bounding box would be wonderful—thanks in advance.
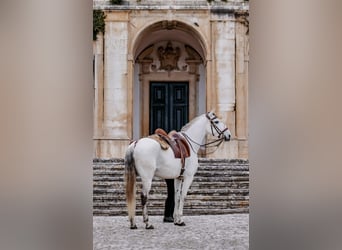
[185,45,202,61]
[184,44,202,74]
[157,41,181,71]
[137,44,154,74]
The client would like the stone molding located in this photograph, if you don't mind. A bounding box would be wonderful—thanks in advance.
[137,42,202,75]
[93,0,249,11]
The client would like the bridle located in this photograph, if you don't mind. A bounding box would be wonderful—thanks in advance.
[205,113,229,139]
[181,113,229,154]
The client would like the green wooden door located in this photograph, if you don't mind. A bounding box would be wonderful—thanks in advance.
[150,82,189,134]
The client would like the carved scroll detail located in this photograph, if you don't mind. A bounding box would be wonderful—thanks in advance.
[184,44,202,74]
[137,44,154,74]
[185,45,202,61]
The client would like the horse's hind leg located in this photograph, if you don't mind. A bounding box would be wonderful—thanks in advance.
[141,179,154,229]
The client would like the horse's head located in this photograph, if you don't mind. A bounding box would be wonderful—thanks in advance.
[206,111,231,141]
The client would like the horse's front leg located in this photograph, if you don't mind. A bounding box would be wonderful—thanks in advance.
[141,179,154,229]
[173,176,194,226]
[173,178,182,225]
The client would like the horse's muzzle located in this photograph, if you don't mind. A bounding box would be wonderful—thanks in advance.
[224,134,231,141]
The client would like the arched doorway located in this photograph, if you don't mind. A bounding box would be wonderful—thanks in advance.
[132,20,207,139]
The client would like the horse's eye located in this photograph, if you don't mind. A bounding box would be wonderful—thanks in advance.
[214,121,219,124]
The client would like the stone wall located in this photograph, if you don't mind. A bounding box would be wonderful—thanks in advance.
[92,0,249,159]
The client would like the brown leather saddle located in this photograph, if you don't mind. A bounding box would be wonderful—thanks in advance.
[149,128,191,178]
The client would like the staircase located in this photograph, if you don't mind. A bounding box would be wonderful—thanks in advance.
[93,158,249,216]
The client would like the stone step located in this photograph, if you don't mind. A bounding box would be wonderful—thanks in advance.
[93,163,249,169]
[94,173,249,178]
[93,199,249,206]
[93,188,249,195]
[93,181,249,190]
[93,181,249,189]
[93,164,249,170]
[93,208,249,216]
[94,193,248,201]
[93,198,248,205]
[93,176,249,182]
[93,159,249,216]
[93,158,248,164]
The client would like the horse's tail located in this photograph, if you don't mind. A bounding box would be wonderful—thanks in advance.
[124,144,136,224]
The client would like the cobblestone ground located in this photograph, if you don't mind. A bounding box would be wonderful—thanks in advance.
[93,214,249,250]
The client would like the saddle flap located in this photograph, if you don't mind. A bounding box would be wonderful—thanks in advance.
[171,135,190,158]
[152,128,190,158]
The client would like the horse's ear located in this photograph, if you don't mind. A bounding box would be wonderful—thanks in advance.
[207,109,215,115]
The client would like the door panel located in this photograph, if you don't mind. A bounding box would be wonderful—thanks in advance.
[150,82,189,134]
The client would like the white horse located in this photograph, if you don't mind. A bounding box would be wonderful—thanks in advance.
[124,111,231,229]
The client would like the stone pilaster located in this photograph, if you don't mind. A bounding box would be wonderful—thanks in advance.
[103,12,129,139]
[210,12,237,158]
[235,14,249,159]
[212,16,236,113]
[93,33,104,139]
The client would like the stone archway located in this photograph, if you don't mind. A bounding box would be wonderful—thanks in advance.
[132,20,207,139]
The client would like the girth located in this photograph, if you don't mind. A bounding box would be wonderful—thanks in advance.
[149,128,191,179]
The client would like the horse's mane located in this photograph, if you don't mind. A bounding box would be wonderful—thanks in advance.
[180,114,205,132]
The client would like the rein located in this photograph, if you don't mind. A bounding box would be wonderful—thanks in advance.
[180,113,228,155]
[181,132,224,155]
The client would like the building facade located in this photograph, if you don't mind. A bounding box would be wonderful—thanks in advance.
[93,0,249,159]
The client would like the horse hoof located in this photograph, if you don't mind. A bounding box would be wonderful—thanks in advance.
[174,222,186,226]
[146,224,154,229]
[130,225,138,229]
